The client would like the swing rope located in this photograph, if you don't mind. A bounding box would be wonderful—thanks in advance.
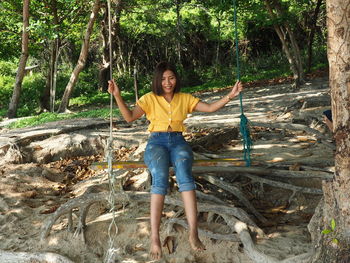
[233,0,252,167]
[104,0,120,262]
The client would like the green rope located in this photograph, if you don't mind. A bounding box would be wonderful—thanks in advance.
[233,0,252,167]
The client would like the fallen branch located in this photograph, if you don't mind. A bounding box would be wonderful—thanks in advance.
[0,250,74,263]
[192,166,333,180]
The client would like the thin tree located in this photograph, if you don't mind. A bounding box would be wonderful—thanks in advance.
[310,0,350,262]
[264,0,304,87]
[40,0,61,112]
[58,0,101,113]
[7,0,30,118]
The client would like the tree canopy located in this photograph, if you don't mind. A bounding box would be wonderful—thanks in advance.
[0,0,327,117]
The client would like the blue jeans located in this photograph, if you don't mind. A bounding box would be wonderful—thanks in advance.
[144,132,196,195]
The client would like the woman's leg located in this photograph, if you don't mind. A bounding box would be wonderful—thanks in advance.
[181,190,206,251]
[144,143,170,259]
[150,193,165,260]
[171,142,205,251]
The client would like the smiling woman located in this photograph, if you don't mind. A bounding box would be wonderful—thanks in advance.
[108,61,243,260]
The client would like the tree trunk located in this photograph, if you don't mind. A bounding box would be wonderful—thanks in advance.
[7,0,30,118]
[133,65,138,101]
[98,5,110,92]
[58,0,101,113]
[264,0,304,87]
[310,1,350,262]
[40,0,60,112]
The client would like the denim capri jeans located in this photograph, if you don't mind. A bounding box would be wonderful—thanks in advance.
[144,132,196,195]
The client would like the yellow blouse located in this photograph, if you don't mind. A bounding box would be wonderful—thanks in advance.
[136,92,200,132]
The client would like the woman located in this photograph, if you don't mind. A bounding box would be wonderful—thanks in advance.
[108,61,243,260]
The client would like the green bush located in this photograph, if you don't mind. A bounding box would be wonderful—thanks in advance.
[72,67,99,97]
[0,75,14,114]
[17,73,45,117]
[0,60,17,76]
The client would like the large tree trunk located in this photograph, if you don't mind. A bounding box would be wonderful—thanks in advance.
[310,1,350,262]
[58,0,101,113]
[7,0,30,119]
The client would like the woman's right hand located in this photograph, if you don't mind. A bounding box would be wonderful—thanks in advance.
[108,80,120,97]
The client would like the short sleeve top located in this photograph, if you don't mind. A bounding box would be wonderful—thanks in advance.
[136,92,200,132]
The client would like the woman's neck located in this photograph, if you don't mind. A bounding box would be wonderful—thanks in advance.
[163,93,174,103]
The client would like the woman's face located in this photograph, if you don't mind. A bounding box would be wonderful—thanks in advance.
[161,70,177,95]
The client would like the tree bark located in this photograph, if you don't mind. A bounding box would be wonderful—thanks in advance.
[58,0,101,113]
[310,1,350,262]
[7,0,30,118]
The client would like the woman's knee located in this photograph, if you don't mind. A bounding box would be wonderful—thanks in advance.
[171,144,193,164]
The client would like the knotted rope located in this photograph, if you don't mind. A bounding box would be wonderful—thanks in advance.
[233,0,252,167]
[104,0,120,262]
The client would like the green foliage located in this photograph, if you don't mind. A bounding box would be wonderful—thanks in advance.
[17,73,45,117]
[0,60,18,76]
[0,0,329,122]
[321,218,339,245]
[0,74,15,110]
[72,67,99,97]
[0,1,22,58]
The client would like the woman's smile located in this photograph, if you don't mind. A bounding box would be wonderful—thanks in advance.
[161,70,177,94]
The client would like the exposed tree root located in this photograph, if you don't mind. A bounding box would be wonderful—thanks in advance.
[166,218,240,241]
[40,190,317,262]
[241,173,322,195]
[200,174,268,223]
[222,215,313,263]
[41,191,263,241]
[0,250,74,263]
[251,121,334,149]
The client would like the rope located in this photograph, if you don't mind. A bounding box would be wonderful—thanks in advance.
[233,0,252,167]
[104,0,119,262]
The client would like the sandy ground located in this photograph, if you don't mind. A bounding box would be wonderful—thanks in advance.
[0,76,334,262]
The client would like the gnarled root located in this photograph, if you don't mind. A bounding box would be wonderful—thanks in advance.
[41,191,262,241]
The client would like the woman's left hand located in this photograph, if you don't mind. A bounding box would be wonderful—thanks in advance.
[228,81,243,99]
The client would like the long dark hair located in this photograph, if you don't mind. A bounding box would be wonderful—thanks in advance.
[151,61,181,95]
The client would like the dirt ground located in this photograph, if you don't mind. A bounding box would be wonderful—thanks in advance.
[0,76,334,263]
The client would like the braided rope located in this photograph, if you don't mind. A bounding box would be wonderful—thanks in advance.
[104,0,119,262]
[233,0,252,167]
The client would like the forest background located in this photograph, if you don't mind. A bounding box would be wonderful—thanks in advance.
[0,0,327,126]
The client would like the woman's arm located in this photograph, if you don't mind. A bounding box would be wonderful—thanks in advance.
[108,80,145,123]
[194,81,243,113]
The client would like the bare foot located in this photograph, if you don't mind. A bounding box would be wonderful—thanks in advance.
[150,238,162,260]
[189,235,206,251]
